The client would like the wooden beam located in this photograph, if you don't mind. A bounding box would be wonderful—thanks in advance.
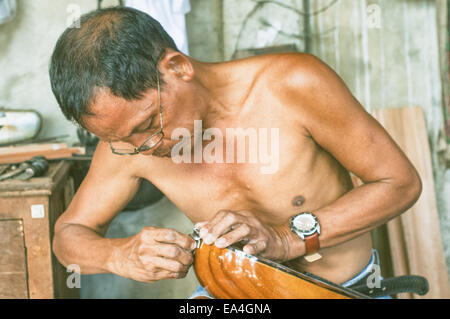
[372,106,450,299]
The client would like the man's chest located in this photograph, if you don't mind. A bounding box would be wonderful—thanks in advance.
[150,161,306,224]
[141,133,350,225]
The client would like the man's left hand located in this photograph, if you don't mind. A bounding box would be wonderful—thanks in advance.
[195,210,288,262]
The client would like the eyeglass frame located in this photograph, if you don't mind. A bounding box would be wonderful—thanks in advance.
[108,71,164,155]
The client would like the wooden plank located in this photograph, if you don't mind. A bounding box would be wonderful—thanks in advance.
[372,106,450,299]
[0,219,28,299]
[0,143,68,155]
[0,147,84,164]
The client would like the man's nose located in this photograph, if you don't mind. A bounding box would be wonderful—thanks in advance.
[126,132,148,148]
[127,132,162,155]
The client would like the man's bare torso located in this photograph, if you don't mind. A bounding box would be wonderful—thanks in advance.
[52,8,422,293]
[129,54,373,284]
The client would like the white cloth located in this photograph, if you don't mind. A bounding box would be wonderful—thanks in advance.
[0,0,17,25]
[126,0,191,54]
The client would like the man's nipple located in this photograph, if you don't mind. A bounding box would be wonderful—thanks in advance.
[291,195,305,207]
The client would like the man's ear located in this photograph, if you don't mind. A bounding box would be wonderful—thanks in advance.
[159,51,194,81]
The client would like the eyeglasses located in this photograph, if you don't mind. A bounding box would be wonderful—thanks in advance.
[109,72,164,155]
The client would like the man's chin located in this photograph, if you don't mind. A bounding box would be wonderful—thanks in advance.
[152,148,172,158]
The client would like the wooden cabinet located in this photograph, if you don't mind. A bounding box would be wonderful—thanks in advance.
[0,161,79,299]
[0,219,28,298]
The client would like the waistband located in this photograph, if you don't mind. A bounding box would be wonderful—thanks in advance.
[341,249,380,288]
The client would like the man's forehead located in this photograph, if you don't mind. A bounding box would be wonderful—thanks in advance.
[82,91,131,137]
[82,88,154,140]
[82,114,118,140]
[88,88,130,116]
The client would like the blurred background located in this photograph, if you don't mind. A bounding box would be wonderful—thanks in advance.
[0,0,449,299]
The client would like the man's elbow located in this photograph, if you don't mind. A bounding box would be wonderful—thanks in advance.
[397,169,422,211]
[52,215,73,267]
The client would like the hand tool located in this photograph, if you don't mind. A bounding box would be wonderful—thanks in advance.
[0,162,29,181]
[0,156,48,182]
[14,156,49,181]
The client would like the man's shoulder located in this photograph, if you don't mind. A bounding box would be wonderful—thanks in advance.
[234,53,333,96]
[88,141,150,179]
[249,53,347,127]
[240,52,325,77]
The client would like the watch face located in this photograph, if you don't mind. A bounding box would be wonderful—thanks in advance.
[293,213,316,232]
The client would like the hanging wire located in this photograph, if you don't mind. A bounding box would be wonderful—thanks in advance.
[259,17,336,40]
[231,0,339,59]
[251,0,338,16]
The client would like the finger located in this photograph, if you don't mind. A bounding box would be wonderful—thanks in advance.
[194,221,207,229]
[148,243,194,266]
[140,255,189,274]
[214,223,253,248]
[243,240,267,255]
[201,211,244,244]
[197,210,229,238]
[149,228,197,251]
[151,269,189,281]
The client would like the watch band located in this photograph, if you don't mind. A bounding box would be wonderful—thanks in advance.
[305,232,320,255]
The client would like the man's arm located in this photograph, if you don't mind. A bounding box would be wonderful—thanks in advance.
[53,141,196,282]
[274,54,422,259]
[195,54,421,261]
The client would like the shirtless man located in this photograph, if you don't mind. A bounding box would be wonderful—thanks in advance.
[49,7,422,296]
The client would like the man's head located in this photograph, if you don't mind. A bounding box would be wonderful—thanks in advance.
[50,6,176,126]
[50,6,200,157]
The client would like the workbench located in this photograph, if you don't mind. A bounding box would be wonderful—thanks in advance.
[0,161,79,299]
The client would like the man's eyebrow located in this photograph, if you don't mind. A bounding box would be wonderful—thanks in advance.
[121,104,154,139]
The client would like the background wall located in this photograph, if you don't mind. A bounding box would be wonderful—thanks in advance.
[0,0,98,141]
[0,0,448,297]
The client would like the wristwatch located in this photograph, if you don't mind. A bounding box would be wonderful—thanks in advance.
[290,212,322,262]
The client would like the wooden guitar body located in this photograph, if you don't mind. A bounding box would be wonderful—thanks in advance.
[193,241,368,299]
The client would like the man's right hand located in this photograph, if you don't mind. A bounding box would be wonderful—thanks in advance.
[110,226,197,283]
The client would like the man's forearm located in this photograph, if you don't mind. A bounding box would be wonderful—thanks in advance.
[279,177,421,261]
[53,223,126,274]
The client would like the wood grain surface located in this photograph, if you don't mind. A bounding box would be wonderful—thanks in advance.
[194,241,366,299]
[0,219,28,299]
[372,106,450,299]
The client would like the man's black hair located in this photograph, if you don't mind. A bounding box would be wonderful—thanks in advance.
[49,6,178,126]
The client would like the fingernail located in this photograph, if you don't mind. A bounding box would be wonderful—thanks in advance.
[195,221,206,228]
[191,242,197,250]
[199,228,208,238]
[215,238,226,247]
[205,234,214,245]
